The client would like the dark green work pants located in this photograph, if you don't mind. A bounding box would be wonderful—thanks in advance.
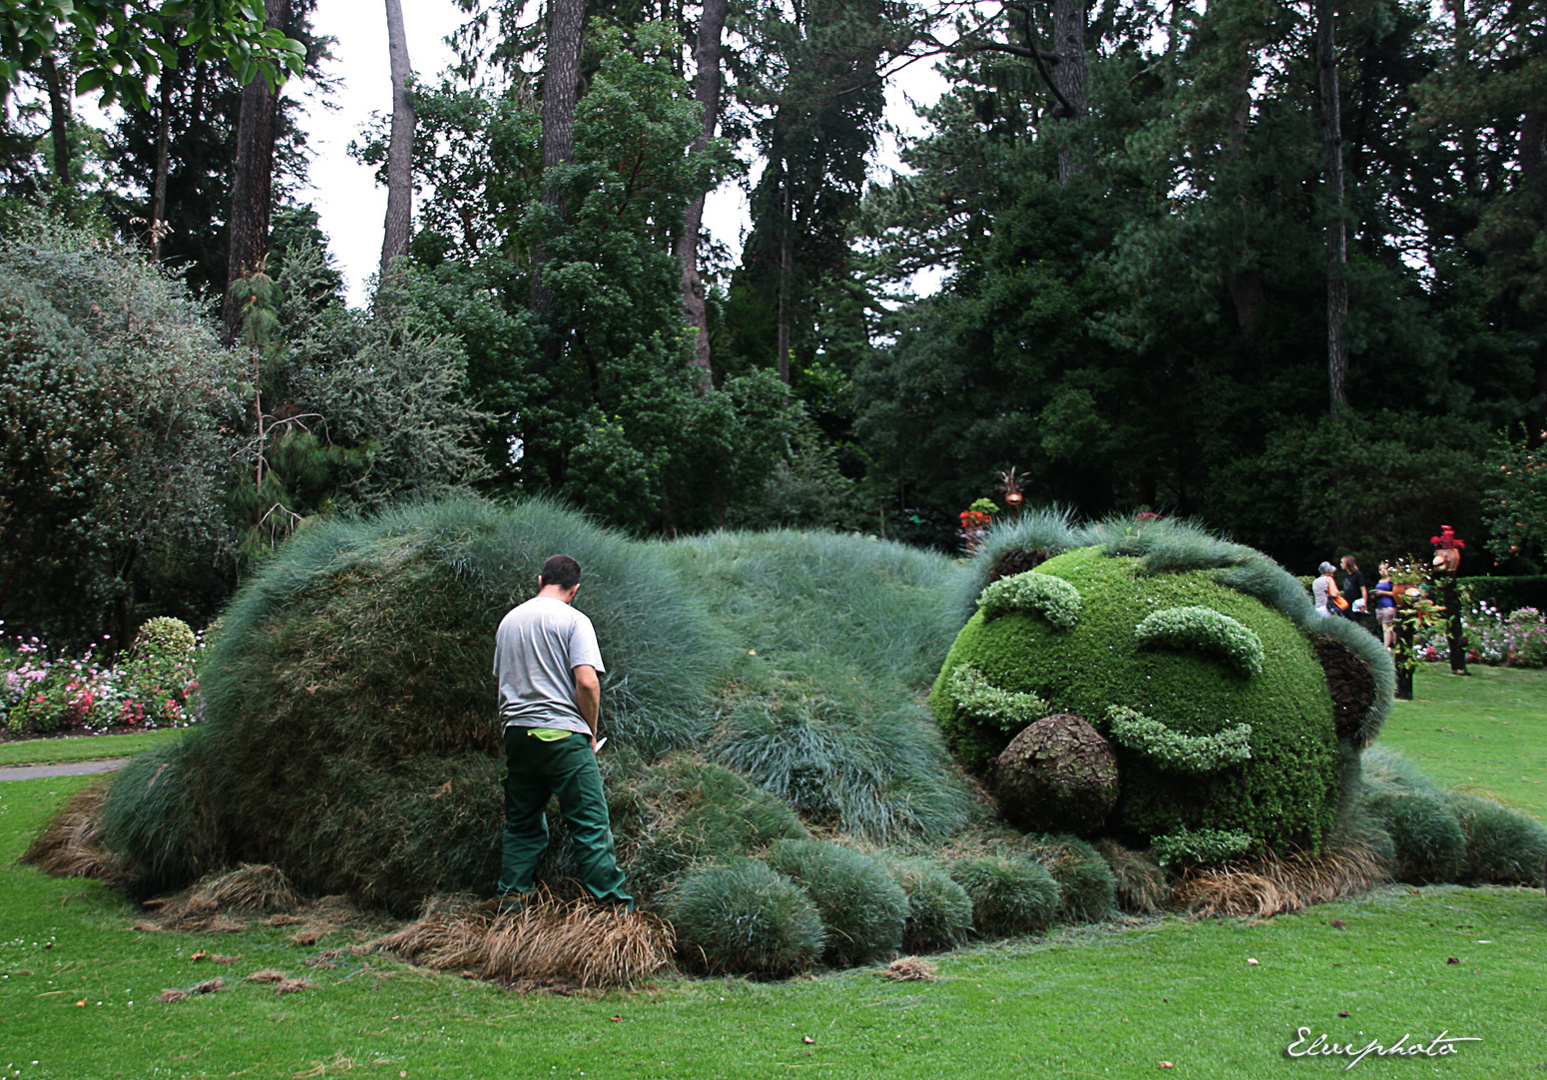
[498,727,633,908]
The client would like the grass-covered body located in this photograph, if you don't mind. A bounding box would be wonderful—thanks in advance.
[94,499,969,915]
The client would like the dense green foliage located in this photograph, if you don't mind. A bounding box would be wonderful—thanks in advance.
[0,223,240,647]
[845,0,1544,568]
[933,546,1344,852]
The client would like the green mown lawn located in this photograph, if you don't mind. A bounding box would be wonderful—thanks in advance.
[0,728,188,768]
[1377,664,1547,820]
[1,666,1544,1079]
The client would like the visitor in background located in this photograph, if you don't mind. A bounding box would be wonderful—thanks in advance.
[1341,555,1368,622]
[1375,563,1398,649]
[1313,562,1342,617]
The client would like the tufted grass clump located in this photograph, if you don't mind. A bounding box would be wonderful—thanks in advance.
[1094,839,1168,914]
[1020,835,1117,924]
[877,853,975,952]
[1358,746,1465,884]
[1361,789,1465,884]
[609,753,808,902]
[765,839,908,967]
[948,853,1059,938]
[1446,793,1547,887]
[666,530,971,842]
[97,740,223,894]
[666,860,826,977]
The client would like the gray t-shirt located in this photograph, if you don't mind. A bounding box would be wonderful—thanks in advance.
[494,596,605,735]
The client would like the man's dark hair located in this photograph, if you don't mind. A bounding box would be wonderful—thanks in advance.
[540,554,582,590]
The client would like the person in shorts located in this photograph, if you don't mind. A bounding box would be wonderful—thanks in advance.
[1374,562,1398,649]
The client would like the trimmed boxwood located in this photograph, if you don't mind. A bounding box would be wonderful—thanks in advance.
[931,543,1345,852]
[765,839,908,967]
[667,860,826,976]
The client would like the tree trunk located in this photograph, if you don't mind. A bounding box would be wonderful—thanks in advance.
[381,0,415,281]
[1523,108,1547,440]
[676,0,728,379]
[223,0,291,344]
[151,71,172,262]
[777,184,792,385]
[1316,0,1349,413]
[529,0,586,314]
[40,51,70,186]
[1050,0,1088,181]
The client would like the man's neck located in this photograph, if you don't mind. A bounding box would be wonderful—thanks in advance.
[536,584,576,605]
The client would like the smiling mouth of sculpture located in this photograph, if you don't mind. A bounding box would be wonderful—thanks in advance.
[952,575,1266,776]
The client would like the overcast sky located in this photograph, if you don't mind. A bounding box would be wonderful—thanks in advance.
[293,1,948,307]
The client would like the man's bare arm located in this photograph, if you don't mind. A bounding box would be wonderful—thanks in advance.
[573,664,600,747]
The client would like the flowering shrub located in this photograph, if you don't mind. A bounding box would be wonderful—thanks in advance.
[1416,602,1547,669]
[958,499,999,555]
[1,620,202,736]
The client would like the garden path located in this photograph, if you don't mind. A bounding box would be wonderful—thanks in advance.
[0,759,127,782]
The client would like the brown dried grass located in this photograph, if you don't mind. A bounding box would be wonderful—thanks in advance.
[191,863,299,914]
[19,781,123,883]
[375,888,675,990]
[881,956,939,981]
[1094,839,1169,914]
[1169,843,1390,922]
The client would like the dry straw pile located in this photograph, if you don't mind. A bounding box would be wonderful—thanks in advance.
[376,890,675,990]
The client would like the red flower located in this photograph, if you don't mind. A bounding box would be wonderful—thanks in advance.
[1430,525,1465,550]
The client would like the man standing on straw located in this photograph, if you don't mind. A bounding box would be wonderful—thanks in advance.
[493,554,633,910]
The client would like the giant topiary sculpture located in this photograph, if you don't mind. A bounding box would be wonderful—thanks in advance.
[930,511,1394,862]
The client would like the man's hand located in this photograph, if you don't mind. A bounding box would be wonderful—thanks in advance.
[573,664,601,747]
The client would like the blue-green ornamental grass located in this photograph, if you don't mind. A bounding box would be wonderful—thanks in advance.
[665,859,826,976]
[877,853,975,952]
[948,852,1060,937]
[764,840,908,968]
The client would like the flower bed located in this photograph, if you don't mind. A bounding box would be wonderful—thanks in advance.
[1,619,202,737]
[1417,602,1547,668]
